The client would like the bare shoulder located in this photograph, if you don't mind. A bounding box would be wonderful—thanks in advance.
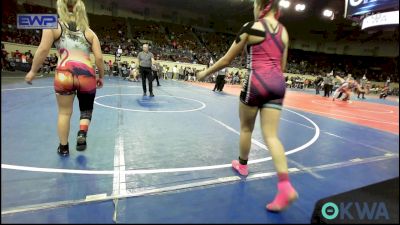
[50,21,62,39]
[251,21,265,31]
[85,28,97,40]
[280,24,289,45]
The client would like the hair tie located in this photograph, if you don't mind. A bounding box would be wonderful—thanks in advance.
[259,0,274,19]
[274,9,281,19]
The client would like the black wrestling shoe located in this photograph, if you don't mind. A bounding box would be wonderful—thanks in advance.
[143,93,147,96]
[58,143,69,156]
[150,93,155,97]
[76,130,87,151]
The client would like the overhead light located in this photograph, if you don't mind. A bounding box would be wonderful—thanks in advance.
[295,3,306,12]
[279,0,291,9]
[323,9,333,17]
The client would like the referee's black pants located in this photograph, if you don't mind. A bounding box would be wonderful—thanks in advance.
[324,84,332,97]
[140,67,153,94]
[213,75,225,91]
[218,75,226,91]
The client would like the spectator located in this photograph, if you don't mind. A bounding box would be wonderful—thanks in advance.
[2,44,9,70]
[14,50,22,62]
[50,53,58,71]
[42,56,51,74]
[25,50,33,60]
[104,60,111,77]
[172,65,178,80]
[314,75,323,95]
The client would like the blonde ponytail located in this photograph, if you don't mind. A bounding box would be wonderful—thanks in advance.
[57,0,89,31]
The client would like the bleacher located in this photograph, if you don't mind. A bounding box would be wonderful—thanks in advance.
[1,1,398,83]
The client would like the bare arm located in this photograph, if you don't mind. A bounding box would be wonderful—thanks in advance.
[281,27,289,72]
[30,29,54,73]
[89,30,104,78]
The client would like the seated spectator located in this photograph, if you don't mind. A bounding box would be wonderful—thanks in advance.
[50,53,58,71]
[14,50,22,62]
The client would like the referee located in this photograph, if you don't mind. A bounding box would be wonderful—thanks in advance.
[138,44,156,97]
[213,68,226,92]
[323,72,333,97]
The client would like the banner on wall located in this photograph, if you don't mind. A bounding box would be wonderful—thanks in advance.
[345,0,399,17]
[361,10,399,29]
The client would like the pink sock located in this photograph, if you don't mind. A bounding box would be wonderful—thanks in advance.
[278,172,289,182]
[267,176,297,212]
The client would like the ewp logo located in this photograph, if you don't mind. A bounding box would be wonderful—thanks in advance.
[322,202,390,221]
[17,14,58,29]
[349,0,378,7]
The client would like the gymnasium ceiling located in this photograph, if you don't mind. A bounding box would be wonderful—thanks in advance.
[116,0,346,20]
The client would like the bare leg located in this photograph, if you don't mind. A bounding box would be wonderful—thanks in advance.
[259,108,287,173]
[56,94,75,145]
[342,91,350,101]
[239,102,259,160]
[260,107,298,212]
[231,102,259,176]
